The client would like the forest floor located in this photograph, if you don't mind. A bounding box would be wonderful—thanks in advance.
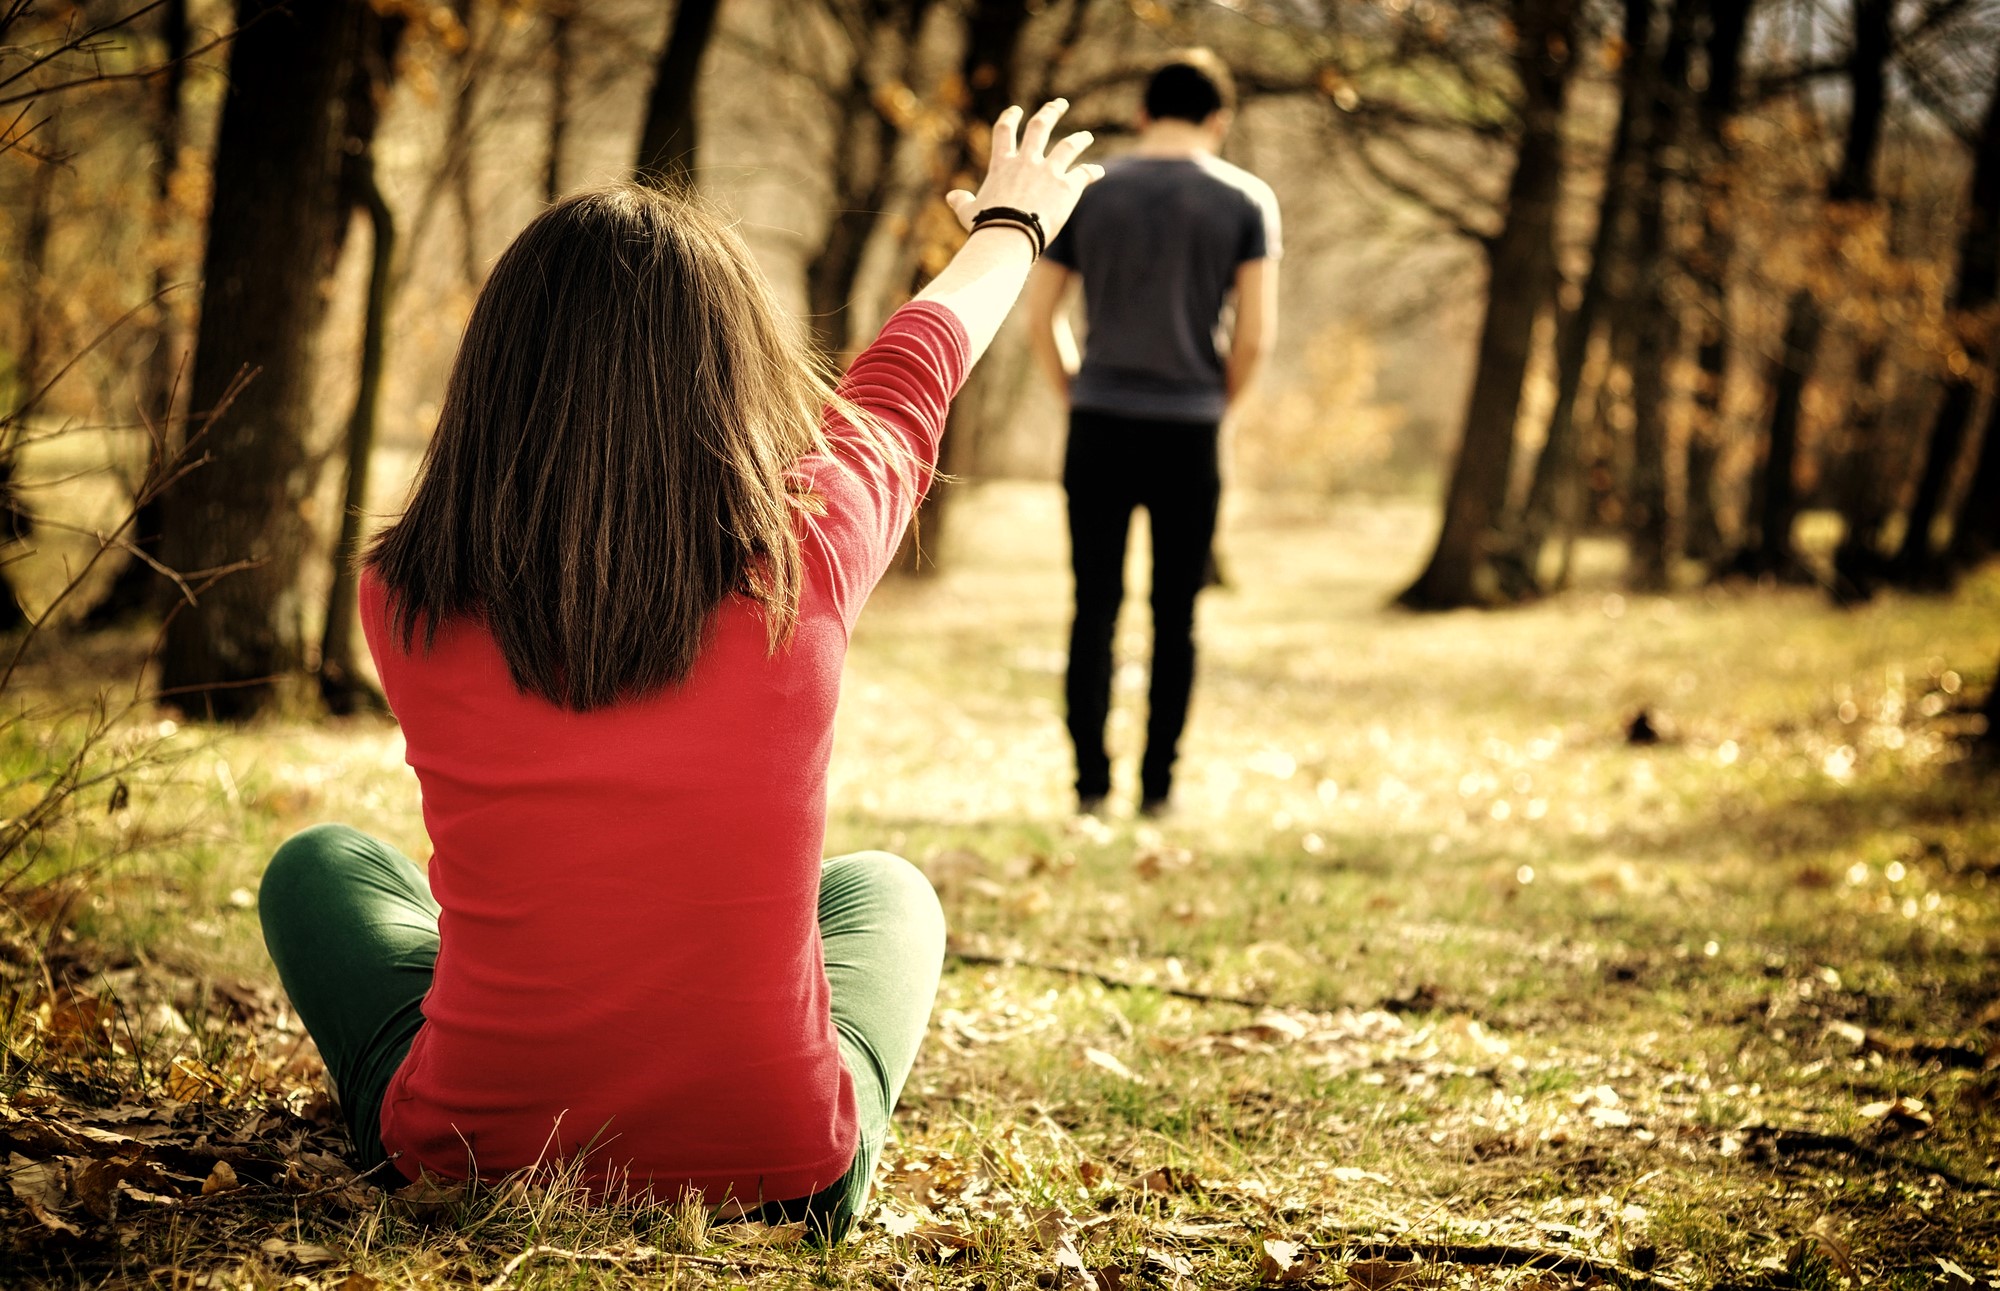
[2,487,1998,1290]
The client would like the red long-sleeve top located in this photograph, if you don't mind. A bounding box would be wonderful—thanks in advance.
[360,302,969,1203]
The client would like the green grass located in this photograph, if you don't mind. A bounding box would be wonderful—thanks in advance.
[2,486,1996,1288]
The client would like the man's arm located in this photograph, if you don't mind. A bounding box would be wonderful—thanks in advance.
[1226,257,1277,409]
[1024,259,1078,401]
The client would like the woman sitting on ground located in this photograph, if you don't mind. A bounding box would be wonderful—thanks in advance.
[257,101,1099,1240]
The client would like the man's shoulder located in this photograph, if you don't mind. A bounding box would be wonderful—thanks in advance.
[1190,155,1278,212]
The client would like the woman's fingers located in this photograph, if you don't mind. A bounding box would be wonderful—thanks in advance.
[990,105,1024,160]
[1017,98,1068,156]
[1046,129,1094,172]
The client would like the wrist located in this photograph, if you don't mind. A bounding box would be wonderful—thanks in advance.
[967,221,1040,263]
[969,204,1047,259]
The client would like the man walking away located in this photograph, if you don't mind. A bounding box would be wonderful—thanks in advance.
[1025,49,1280,817]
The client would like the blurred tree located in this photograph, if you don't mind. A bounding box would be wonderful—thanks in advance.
[802,0,939,360]
[320,16,406,716]
[81,0,190,628]
[895,0,1034,573]
[1889,55,2000,586]
[1680,0,1752,565]
[1948,392,1998,567]
[0,113,57,631]
[1396,0,1580,609]
[545,1,575,201]
[1623,0,1697,592]
[1493,0,1653,602]
[1983,651,2000,753]
[1733,0,1893,581]
[635,0,724,187]
[448,0,481,282]
[157,0,370,719]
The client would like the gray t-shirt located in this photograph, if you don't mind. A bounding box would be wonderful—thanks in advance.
[1046,153,1282,423]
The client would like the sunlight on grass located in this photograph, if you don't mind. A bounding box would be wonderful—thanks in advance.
[4,487,1997,1287]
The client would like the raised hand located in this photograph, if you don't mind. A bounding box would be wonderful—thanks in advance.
[944,99,1103,243]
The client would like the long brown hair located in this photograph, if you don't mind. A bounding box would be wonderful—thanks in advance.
[368,184,861,711]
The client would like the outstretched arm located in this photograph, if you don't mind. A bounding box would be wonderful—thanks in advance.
[914,99,1102,364]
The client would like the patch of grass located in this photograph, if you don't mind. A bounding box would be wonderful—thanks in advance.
[3,487,1997,1287]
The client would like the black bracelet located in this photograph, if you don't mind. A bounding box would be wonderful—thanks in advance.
[970,205,1046,259]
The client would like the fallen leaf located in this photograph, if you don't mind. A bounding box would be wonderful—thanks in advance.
[731,1220,807,1248]
[1329,1165,1393,1185]
[1025,1204,1072,1250]
[73,1156,174,1219]
[166,1056,225,1103]
[1858,1095,1934,1137]
[1142,1246,1196,1288]
[1133,846,1194,882]
[1083,1047,1144,1084]
[875,1205,922,1237]
[42,991,116,1056]
[1258,1237,1319,1284]
[1135,1164,1201,1196]
[1788,1224,1857,1285]
[1051,1234,1093,1289]
[909,1221,977,1258]
[260,1238,341,1266]
[393,1171,466,1217]
[1347,1259,1420,1290]
[201,1160,240,1196]
[8,1152,69,1212]
[7,1153,83,1237]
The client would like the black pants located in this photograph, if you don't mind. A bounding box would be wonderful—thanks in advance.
[1063,409,1221,803]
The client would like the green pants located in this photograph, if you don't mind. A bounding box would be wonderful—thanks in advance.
[259,824,945,1241]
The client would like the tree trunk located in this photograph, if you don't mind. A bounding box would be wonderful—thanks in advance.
[1948,386,1999,568]
[1681,0,1751,565]
[1493,0,1650,601]
[894,0,1035,574]
[1624,0,1698,592]
[1981,648,2000,755]
[1397,0,1578,609]
[0,117,58,631]
[84,0,191,628]
[635,0,724,188]
[1739,0,1891,579]
[448,0,481,281]
[545,5,573,203]
[157,0,366,720]
[804,0,932,361]
[321,163,395,715]
[1889,56,2000,585]
[1828,340,1893,598]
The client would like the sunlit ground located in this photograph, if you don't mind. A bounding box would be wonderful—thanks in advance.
[7,485,1998,1287]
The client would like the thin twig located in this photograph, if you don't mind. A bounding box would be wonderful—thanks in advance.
[1334,1239,1656,1283]
[0,19,237,109]
[480,1243,763,1290]
[1728,1125,1986,1189]
[948,949,1270,1010]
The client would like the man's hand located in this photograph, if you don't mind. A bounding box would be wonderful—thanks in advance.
[1025,260,1079,403]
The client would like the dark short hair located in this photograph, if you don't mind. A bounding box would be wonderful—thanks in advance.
[1144,49,1235,124]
